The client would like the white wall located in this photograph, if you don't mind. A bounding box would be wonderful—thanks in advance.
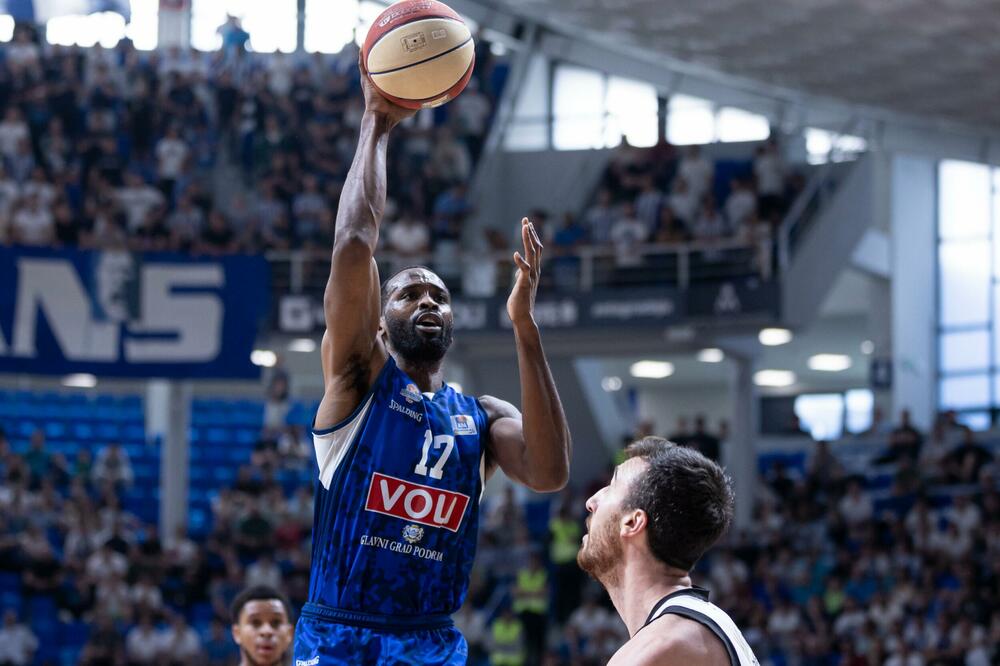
[636,384,731,437]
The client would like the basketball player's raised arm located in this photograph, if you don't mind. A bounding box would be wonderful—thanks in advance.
[481,218,571,493]
[315,60,415,429]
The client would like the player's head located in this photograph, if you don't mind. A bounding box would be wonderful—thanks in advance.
[380,266,454,365]
[578,437,733,585]
[230,586,294,666]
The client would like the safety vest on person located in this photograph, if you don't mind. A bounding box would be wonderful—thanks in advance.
[490,617,524,666]
[548,518,580,565]
[512,568,548,615]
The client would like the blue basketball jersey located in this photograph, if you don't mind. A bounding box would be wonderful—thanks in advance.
[307,356,488,617]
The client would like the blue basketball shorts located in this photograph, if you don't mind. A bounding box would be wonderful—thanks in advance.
[293,603,468,666]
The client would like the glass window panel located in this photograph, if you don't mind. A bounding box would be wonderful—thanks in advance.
[354,1,392,47]
[0,15,14,42]
[794,393,845,441]
[844,388,873,434]
[939,241,989,326]
[716,107,770,143]
[127,0,158,50]
[47,13,126,48]
[956,411,991,431]
[994,168,1000,277]
[939,160,990,240]
[553,65,604,150]
[305,0,358,53]
[667,94,714,145]
[939,374,989,410]
[505,54,549,151]
[940,329,990,373]
[604,76,657,148]
[192,0,296,52]
[241,0,296,53]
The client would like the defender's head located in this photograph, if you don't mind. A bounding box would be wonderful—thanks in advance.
[230,586,293,666]
[578,437,734,585]
[380,266,454,365]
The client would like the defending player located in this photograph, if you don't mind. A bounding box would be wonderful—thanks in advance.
[578,437,758,666]
[231,586,294,666]
[292,57,572,664]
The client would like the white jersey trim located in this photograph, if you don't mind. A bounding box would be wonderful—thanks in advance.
[313,393,375,490]
[649,594,759,666]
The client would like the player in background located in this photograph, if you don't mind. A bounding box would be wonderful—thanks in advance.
[230,586,294,666]
[292,55,572,665]
[578,437,759,666]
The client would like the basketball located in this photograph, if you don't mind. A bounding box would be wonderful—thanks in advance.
[362,0,475,110]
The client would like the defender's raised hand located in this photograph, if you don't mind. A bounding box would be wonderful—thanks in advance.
[507,217,543,328]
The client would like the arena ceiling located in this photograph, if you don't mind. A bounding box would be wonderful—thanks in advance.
[490,0,1000,130]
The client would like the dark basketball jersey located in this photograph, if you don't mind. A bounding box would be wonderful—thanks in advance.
[307,356,488,617]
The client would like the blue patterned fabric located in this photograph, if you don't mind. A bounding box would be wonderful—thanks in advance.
[295,356,487,661]
[293,614,469,665]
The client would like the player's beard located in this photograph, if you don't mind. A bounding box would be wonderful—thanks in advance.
[386,314,454,365]
[577,510,624,588]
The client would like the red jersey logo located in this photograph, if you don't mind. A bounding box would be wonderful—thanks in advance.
[365,472,470,533]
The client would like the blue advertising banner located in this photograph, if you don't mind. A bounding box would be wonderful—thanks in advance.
[0,247,269,378]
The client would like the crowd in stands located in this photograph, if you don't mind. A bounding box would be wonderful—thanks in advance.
[561,139,804,286]
[0,24,501,262]
[3,395,996,665]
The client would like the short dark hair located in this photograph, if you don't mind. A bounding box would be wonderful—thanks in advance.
[623,437,734,571]
[380,265,435,311]
[230,586,292,624]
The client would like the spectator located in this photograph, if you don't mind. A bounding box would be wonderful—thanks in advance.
[204,619,236,666]
[157,613,203,664]
[116,172,165,232]
[10,193,54,246]
[583,188,617,245]
[725,178,757,231]
[125,613,162,665]
[667,177,698,229]
[428,127,472,184]
[838,480,873,528]
[245,553,282,590]
[166,194,205,250]
[686,415,721,462]
[0,108,29,160]
[92,442,135,488]
[550,212,587,290]
[198,209,239,255]
[155,125,190,200]
[634,176,664,235]
[79,612,125,665]
[754,140,785,225]
[609,201,648,270]
[385,214,431,273]
[0,610,38,666]
[677,144,713,200]
[943,428,994,483]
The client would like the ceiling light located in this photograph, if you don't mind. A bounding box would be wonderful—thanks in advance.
[251,349,277,367]
[288,338,317,353]
[808,354,852,372]
[697,348,725,363]
[447,382,464,393]
[860,340,874,355]
[630,361,674,379]
[758,328,793,346]
[62,373,97,388]
[601,376,623,392]
[753,370,796,387]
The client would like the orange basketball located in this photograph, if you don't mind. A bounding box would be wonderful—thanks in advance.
[362,0,475,110]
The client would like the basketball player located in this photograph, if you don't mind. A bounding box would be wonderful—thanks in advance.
[231,586,294,666]
[578,437,758,666]
[292,58,572,665]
